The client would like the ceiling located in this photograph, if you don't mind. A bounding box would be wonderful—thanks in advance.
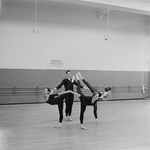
[50,0,150,16]
[1,0,150,16]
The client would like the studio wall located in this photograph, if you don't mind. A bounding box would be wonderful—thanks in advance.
[0,0,150,104]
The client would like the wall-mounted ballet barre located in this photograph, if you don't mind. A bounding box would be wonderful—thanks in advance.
[0,86,149,100]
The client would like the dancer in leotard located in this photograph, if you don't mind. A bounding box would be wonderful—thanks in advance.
[44,76,75,128]
[74,72,111,130]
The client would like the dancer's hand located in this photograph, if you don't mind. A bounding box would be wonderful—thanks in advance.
[99,96,108,101]
[71,76,75,83]
[50,89,54,94]
[70,91,75,94]
[53,88,57,91]
[71,91,81,97]
[70,91,73,94]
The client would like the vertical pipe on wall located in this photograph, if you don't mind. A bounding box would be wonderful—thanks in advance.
[112,86,115,101]
[147,61,150,98]
[36,87,39,104]
[148,17,150,98]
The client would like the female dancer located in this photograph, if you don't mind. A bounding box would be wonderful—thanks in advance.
[44,76,75,128]
[75,72,111,130]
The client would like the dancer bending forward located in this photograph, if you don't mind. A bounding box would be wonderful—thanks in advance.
[44,76,76,128]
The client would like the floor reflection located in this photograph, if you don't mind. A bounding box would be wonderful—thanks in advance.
[0,128,9,150]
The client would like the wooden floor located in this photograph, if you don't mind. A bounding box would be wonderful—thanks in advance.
[0,100,150,150]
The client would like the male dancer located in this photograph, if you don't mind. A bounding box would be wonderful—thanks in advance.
[54,70,88,121]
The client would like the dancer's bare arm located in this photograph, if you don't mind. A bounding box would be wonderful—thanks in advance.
[70,91,81,97]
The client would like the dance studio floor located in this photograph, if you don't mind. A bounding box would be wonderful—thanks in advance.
[0,100,150,150]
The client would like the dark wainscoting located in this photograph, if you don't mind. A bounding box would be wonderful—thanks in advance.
[0,69,149,104]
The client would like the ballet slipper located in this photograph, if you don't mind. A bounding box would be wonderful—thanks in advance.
[95,119,99,124]
[68,118,73,122]
[81,124,87,130]
[54,123,62,128]
[78,72,83,80]
[71,76,75,83]
[76,73,80,80]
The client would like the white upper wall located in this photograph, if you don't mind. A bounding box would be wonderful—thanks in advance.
[81,0,150,12]
[0,0,150,71]
[40,0,150,15]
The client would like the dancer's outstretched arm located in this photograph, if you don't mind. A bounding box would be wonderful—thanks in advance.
[57,90,72,96]
[70,91,81,97]
[98,92,109,100]
[78,72,97,93]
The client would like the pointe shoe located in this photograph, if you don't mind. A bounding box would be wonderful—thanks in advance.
[78,72,83,80]
[96,119,99,124]
[76,73,80,80]
[65,117,69,122]
[68,118,73,122]
[54,124,61,128]
[81,125,87,130]
[71,76,75,83]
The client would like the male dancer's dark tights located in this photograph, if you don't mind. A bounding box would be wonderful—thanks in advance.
[65,93,74,117]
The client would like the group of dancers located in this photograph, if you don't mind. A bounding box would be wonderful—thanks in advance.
[44,71,111,130]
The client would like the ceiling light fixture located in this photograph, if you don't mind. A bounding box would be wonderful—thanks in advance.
[105,5,111,40]
[33,0,38,34]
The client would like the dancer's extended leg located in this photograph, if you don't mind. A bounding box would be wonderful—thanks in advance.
[76,73,87,130]
[80,102,87,130]
[78,72,98,94]
[54,101,63,128]
[76,74,85,97]
[93,103,98,124]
